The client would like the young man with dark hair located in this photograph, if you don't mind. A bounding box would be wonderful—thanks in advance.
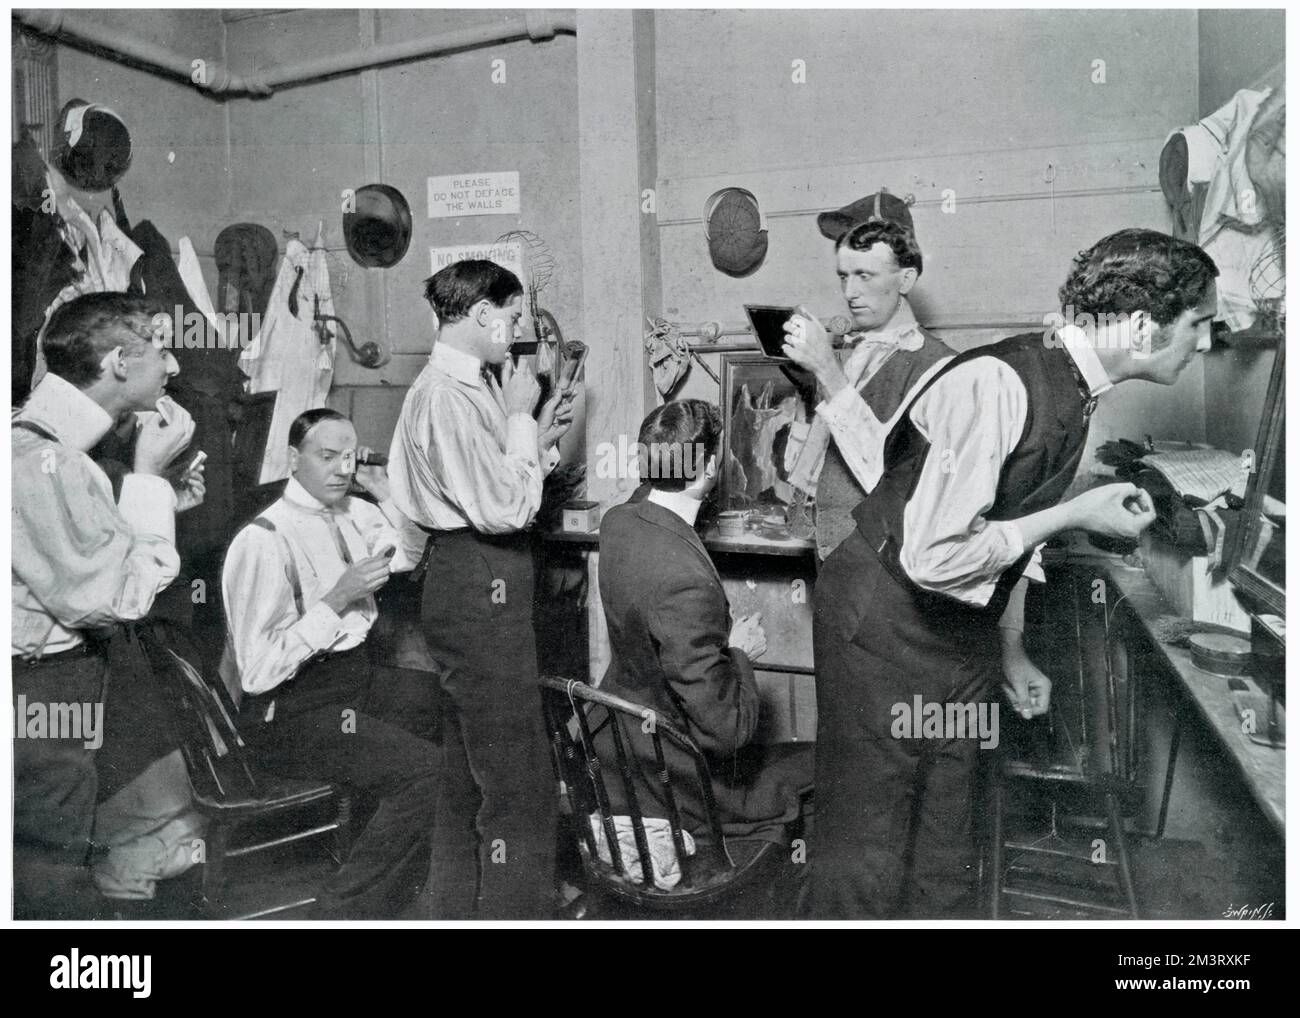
[221,408,440,919]
[782,202,956,562]
[808,228,1220,918]
[596,400,810,870]
[12,292,203,917]
[388,259,576,918]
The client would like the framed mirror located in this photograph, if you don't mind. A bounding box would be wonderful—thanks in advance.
[1229,342,1286,619]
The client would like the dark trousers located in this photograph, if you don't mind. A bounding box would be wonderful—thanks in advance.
[420,530,557,919]
[12,650,107,919]
[244,647,441,919]
[811,530,998,918]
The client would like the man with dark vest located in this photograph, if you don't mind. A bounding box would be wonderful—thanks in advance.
[790,228,1219,917]
[782,193,955,562]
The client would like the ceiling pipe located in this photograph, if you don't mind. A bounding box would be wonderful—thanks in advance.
[14,9,577,97]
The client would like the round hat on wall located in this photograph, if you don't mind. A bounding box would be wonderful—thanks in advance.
[704,187,768,277]
[53,98,133,192]
[343,183,413,268]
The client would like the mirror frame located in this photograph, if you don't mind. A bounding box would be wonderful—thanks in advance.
[1228,341,1286,618]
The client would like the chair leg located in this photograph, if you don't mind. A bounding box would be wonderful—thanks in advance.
[203,823,229,911]
[989,771,1005,919]
[1105,792,1140,919]
[333,794,354,865]
[1154,718,1181,840]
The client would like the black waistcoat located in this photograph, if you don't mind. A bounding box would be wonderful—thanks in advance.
[850,332,1091,624]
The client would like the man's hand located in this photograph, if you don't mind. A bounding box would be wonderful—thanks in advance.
[174,454,206,513]
[782,304,848,396]
[134,397,195,475]
[1001,630,1051,719]
[1066,482,1157,540]
[538,386,577,451]
[502,357,541,417]
[353,446,391,501]
[728,611,768,661]
[321,553,392,614]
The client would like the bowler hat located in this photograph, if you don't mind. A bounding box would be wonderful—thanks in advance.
[343,183,413,268]
[817,190,913,241]
[53,99,132,192]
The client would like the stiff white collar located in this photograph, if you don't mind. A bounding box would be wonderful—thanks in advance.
[430,340,484,387]
[281,476,348,515]
[16,373,115,453]
[647,487,703,528]
[1058,323,1116,398]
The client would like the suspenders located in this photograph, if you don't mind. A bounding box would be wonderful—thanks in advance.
[248,517,305,617]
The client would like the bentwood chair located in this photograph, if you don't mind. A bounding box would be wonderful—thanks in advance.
[539,676,785,918]
[141,619,353,919]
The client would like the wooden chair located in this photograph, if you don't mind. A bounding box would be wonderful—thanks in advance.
[539,676,784,917]
[140,620,353,919]
[985,564,1150,919]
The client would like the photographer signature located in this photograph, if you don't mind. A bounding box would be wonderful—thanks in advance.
[1222,902,1275,920]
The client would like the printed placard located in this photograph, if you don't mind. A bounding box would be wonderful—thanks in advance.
[429,240,524,279]
[427,171,520,217]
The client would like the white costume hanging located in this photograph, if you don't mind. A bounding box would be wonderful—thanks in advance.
[240,234,337,483]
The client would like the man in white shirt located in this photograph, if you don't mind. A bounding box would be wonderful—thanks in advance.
[388,259,574,918]
[12,292,201,918]
[790,228,1220,917]
[222,408,441,919]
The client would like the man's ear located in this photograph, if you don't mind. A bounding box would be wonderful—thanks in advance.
[898,267,918,295]
[472,299,492,328]
[100,346,129,382]
[287,445,301,475]
[1129,310,1154,359]
[705,452,718,480]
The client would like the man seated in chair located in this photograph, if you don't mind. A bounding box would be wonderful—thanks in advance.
[594,400,812,880]
[220,408,441,919]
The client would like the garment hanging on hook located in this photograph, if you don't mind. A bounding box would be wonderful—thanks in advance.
[240,237,337,482]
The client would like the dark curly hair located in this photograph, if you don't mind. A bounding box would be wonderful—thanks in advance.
[637,399,723,492]
[1058,229,1218,327]
[835,219,923,276]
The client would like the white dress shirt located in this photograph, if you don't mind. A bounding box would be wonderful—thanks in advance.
[219,478,411,699]
[897,324,1112,607]
[11,374,179,657]
[795,299,954,496]
[387,341,559,539]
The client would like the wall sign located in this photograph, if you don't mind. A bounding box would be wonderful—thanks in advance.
[427,171,520,218]
[430,240,523,279]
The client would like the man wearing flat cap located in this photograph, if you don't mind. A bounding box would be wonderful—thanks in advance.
[781,191,955,562]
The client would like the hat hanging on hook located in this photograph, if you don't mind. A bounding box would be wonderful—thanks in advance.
[53,98,132,192]
[704,187,768,277]
[343,183,413,268]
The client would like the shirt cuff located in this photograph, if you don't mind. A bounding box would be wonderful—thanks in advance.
[815,382,867,428]
[117,474,177,544]
[294,602,346,653]
[542,445,562,475]
[506,412,541,465]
